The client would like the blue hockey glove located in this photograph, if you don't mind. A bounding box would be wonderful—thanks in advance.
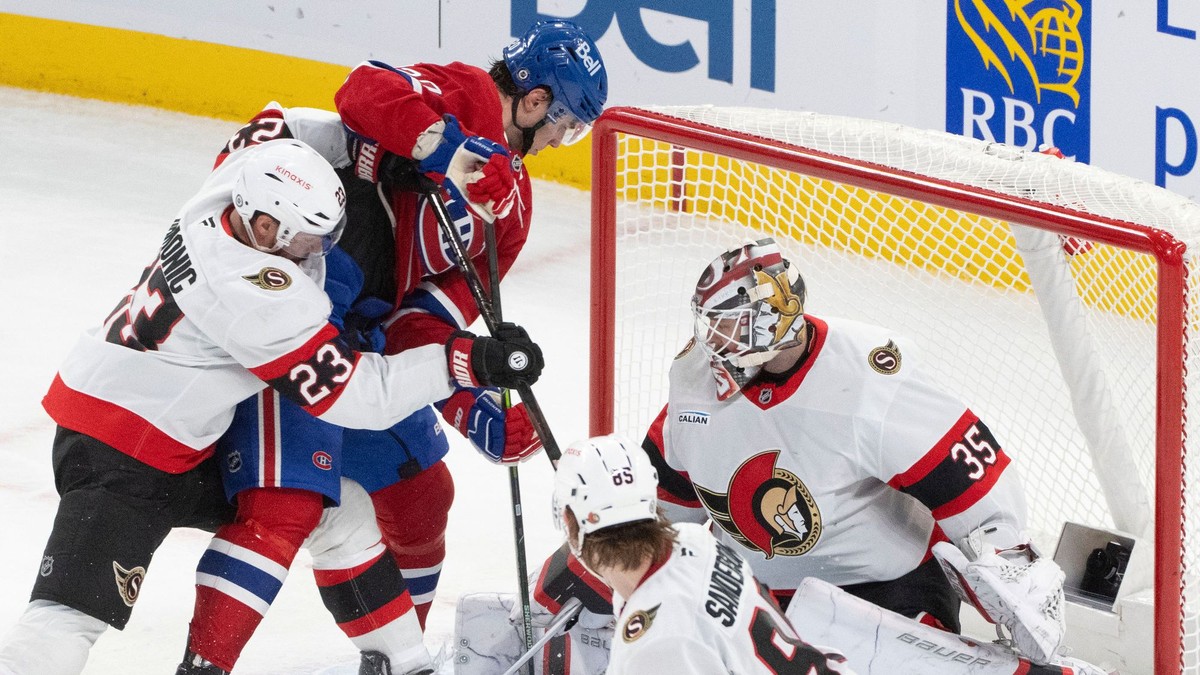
[438,388,542,464]
[417,115,517,220]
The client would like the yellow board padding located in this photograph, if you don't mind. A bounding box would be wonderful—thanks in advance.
[0,12,592,188]
[618,138,1158,321]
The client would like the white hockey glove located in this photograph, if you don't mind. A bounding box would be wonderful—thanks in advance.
[933,528,1066,665]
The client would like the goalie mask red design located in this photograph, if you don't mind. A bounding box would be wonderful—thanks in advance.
[692,238,807,399]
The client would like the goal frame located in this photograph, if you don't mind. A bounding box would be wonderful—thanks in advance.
[588,105,1188,674]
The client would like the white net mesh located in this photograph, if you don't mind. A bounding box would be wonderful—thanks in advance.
[596,105,1200,674]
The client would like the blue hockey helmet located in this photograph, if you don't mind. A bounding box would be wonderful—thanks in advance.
[503,20,608,145]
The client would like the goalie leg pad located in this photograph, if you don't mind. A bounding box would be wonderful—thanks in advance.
[933,541,1066,665]
[786,577,1107,675]
[453,593,612,675]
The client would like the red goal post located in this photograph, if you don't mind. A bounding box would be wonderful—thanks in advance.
[589,105,1198,674]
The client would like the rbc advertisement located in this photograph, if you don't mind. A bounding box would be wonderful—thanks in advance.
[944,0,1091,163]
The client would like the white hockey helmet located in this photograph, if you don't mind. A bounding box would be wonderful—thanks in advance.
[692,238,807,398]
[232,138,347,259]
[552,434,658,557]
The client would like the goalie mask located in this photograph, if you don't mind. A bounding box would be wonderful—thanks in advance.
[552,434,658,559]
[692,238,807,399]
[232,139,347,260]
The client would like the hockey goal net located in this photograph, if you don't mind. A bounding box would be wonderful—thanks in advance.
[589,105,1200,675]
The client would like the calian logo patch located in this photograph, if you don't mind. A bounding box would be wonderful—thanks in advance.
[677,411,710,425]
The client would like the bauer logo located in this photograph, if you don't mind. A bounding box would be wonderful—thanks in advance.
[945,0,1091,163]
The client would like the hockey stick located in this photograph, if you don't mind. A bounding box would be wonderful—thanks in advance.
[484,217,537,675]
[416,175,561,463]
[501,597,584,675]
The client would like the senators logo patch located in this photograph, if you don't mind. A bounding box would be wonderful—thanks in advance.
[868,340,902,375]
[695,451,821,559]
[113,560,146,607]
[243,267,292,290]
[622,604,660,643]
[675,337,697,360]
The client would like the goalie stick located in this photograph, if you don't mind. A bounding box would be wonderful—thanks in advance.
[501,597,584,675]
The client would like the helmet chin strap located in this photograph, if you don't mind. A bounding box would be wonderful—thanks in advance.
[511,95,546,156]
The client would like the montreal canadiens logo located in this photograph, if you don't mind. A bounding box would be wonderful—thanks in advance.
[695,451,822,559]
[868,340,902,375]
[243,267,292,291]
[621,605,659,643]
[312,451,333,471]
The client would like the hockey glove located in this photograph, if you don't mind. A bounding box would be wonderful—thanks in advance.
[933,529,1066,664]
[346,125,406,184]
[445,323,544,389]
[417,114,517,221]
[438,388,542,463]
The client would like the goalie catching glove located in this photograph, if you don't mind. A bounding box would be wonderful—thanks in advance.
[933,526,1066,665]
[439,387,542,464]
[445,322,544,390]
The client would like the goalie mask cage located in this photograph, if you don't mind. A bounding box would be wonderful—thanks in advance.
[589,106,1200,675]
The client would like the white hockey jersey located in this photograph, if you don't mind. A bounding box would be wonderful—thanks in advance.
[43,146,454,473]
[607,523,850,675]
[648,316,1027,593]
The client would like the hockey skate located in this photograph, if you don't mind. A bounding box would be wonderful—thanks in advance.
[358,649,436,675]
[174,650,229,675]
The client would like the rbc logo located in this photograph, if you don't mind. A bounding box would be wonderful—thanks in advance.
[945,0,1091,162]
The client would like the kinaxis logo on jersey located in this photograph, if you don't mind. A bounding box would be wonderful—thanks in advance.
[945,0,1092,163]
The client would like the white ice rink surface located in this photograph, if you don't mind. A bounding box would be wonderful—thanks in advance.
[0,87,589,673]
